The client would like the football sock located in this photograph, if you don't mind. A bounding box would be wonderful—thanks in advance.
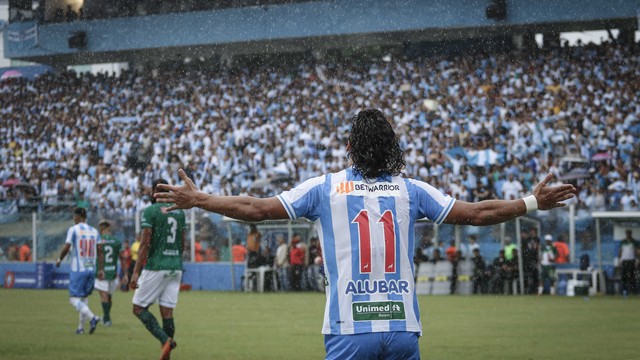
[79,311,87,330]
[102,302,112,322]
[70,297,95,320]
[79,297,89,328]
[136,309,169,345]
[162,318,175,339]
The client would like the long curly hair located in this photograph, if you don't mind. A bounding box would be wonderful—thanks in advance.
[348,109,405,179]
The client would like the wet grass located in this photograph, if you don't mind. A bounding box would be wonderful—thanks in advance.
[0,289,637,359]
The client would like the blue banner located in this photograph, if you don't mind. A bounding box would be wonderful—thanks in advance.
[5,21,38,52]
[0,200,19,224]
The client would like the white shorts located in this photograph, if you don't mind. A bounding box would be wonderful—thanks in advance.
[132,270,182,309]
[94,278,118,294]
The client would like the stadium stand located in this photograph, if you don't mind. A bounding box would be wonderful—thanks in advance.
[1,41,638,217]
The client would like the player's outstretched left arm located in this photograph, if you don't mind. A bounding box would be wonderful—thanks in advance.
[444,173,576,226]
[154,169,289,222]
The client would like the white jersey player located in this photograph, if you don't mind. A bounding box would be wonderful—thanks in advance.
[154,109,576,359]
[56,207,101,335]
[277,168,454,336]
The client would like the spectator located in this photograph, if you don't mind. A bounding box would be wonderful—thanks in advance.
[418,237,434,260]
[289,234,305,291]
[204,243,219,262]
[471,248,487,294]
[523,228,541,295]
[504,237,517,262]
[414,237,431,266]
[194,238,204,262]
[553,235,570,264]
[489,250,508,294]
[504,249,519,294]
[539,234,558,295]
[435,241,446,258]
[467,235,480,256]
[445,241,457,262]
[246,224,263,268]
[18,241,32,262]
[449,249,463,295]
[231,239,247,263]
[618,229,637,296]
[501,173,524,200]
[430,248,443,263]
[274,234,289,291]
[6,243,19,261]
[620,189,638,211]
[307,237,322,291]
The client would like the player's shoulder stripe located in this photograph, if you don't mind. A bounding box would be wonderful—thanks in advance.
[434,197,456,224]
[277,194,296,220]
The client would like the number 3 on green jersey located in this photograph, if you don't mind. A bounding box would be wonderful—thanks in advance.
[141,203,186,271]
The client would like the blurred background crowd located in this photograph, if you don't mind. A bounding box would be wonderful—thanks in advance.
[2,41,639,219]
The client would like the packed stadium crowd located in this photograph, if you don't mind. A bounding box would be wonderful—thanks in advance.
[1,41,639,221]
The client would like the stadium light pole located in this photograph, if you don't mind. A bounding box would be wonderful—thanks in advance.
[569,204,576,263]
[594,217,603,294]
[226,221,236,290]
[32,211,37,263]
[190,209,196,262]
[515,218,524,295]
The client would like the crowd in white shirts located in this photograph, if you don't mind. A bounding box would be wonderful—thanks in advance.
[1,41,639,221]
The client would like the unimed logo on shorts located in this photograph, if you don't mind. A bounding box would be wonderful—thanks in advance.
[352,301,405,321]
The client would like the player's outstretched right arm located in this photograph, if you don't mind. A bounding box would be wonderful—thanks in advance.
[154,169,289,222]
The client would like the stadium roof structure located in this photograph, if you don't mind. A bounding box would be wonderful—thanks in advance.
[3,0,637,67]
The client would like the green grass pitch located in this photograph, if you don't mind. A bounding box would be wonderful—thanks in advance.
[0,290,637,359]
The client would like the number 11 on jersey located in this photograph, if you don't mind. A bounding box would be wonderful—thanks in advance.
[352,210,396,274]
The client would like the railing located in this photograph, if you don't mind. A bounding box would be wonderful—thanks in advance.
[0,204,636,273]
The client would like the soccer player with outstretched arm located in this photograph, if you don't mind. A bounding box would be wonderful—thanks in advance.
[154,109,575,359]
[130,179,186,360]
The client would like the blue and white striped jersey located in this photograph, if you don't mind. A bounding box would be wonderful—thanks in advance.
[65,223,99,273]
[277,168,455,335]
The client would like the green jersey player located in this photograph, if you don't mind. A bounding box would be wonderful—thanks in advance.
[131,179,186,360]
[95,219,128,327]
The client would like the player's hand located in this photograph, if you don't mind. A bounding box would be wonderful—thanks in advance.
[55,259,61,268]
[532,173,576,210]
[97,270,105,280]
[130,274,139,290]
[154,169,198,212]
